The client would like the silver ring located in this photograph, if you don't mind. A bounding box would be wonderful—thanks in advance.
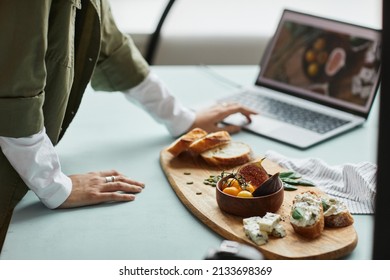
[105,176,115,183]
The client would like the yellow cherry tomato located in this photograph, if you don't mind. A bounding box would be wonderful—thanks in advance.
[307,63,319,77]
[314,38,326,50]
[222,177,241,190]
[223,186,241,196]
[244,184,255,193]
[237,190,253,198]
[305,49,316,63]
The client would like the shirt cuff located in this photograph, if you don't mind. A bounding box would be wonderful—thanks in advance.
[0,128,72,209]
[122,71,196,137]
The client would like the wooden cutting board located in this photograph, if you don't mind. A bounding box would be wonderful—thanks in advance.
[160,149,358,259]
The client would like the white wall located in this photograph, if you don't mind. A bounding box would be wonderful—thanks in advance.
[109,0,382,65]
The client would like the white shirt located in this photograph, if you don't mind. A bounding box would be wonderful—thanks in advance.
[0,72,196,209]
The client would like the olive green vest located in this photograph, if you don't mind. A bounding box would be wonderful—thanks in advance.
[0,0,149,246]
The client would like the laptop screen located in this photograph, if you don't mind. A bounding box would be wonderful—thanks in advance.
[257,10,382,117]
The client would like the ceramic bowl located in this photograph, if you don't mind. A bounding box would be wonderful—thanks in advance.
[216,174,284,218]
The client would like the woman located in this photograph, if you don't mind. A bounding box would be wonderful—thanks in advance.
[0,0,255,251]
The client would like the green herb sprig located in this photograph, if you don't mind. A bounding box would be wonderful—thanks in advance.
[279,171,315,191]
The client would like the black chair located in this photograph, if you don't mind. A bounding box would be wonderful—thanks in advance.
[145,0,177,65]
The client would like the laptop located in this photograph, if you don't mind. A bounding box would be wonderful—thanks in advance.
[219,9,382,149]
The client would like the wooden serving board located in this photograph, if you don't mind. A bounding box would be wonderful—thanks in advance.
[160,149,358,259]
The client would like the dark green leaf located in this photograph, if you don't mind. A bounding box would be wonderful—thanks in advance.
[292,208,303,220]
[322,199,330,212]
[279,171,302,179]
[281,178,315,186]
[283,182,298,191]
[295,179,315,186]
[280,178,300,185]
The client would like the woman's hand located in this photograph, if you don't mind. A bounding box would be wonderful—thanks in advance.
[190,103,257,134]
[58,170,145,208]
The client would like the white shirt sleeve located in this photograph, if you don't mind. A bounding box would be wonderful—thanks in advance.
[0,73,191,209]
[0,128,72,209]
[122,71,196,137]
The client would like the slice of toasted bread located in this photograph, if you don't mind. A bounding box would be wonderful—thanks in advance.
[166,128,208,157]
[291,216,324,239]
[200,141,253,167]
[290,191,324,239]
[188,130,231,154]
[322,197,354,228]
[324,211,354,228]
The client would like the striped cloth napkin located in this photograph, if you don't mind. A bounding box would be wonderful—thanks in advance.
[264,150,377,214]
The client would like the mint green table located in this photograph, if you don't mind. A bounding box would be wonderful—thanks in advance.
[0,66,377,260]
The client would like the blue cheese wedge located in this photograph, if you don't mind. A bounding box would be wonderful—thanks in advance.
[243,216,262,226]
[271,223,286,238]
[244,212,281,233]
[259,212,281,232]
[243,223,268,246]
[243,212,286,245]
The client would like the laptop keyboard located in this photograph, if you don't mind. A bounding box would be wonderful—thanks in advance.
[220,91,351,134]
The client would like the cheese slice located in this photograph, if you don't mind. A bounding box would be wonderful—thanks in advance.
[271,223,286,238]
[243,223,268,246]
[259,212,281,233]
[243,216,262,226]
[243,212,286,245]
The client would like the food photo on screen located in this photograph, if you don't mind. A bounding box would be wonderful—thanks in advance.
[262,21,381,108]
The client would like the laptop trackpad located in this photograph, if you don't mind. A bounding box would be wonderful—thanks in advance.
[224,113,320,147]
[224,114,284,133]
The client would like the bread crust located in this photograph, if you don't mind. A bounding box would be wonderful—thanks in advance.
[324,211,354,228]
[322,196,354,228]
[200,142,253,167]
[188,130,231,154]
[166,128,207,157]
